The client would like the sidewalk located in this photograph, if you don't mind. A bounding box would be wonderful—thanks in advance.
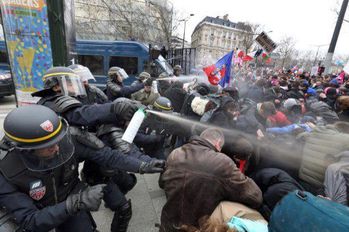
[92,173,166,232]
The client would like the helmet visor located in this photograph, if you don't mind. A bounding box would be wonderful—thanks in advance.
[118,68,129,80]
[72,65,96,82]
[18,132,75,172]
[59,75,87,97]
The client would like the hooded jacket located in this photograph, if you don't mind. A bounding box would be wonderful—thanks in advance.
[160,136,262,231]
[208,97,237,129]
[164,82,187,113]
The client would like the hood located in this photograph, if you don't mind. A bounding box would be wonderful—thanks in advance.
[189,135,218,152]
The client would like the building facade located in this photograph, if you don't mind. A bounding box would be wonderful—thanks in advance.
[75,0,173,47]
[191,15,252,65]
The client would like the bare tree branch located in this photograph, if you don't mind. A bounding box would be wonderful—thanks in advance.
[75,0,176,46]
[277,36,296,68]
[237,22,262,54]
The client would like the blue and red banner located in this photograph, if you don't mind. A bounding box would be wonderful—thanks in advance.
[203,51,234,87]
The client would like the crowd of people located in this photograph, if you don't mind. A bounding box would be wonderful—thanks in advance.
[0,63,349,232]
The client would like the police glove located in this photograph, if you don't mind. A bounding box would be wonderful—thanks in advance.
[66,184,106,215]
[112,101,138,121]
[139,160,166,174]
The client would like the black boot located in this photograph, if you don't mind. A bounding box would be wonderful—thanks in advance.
[111,200,132,232]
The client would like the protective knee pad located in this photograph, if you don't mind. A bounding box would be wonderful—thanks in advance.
[111,200,132,232]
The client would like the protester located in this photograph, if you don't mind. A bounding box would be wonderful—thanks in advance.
[131,78,159,105]
[160,128,262,231]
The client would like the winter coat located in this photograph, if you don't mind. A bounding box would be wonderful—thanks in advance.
[287,88,304,99]
[131,89,159,106]
[263,88,279,102]
[324,151,349,205]
[252,168,304,220]
[164,83,187,113]
[158,81,171,96]
[308,101,339,124]
[267,111,291,127]
[298,125,349,188]
[266,124,312,135]
[246,85,264,103]
[208,98,237,129]
[160,136,262,231]
[180,93,202,120]
[236,107,265,134]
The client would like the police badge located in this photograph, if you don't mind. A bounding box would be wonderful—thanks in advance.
[29,180,46,201]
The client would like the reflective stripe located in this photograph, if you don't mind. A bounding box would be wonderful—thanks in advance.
[43,72,79,80]
[154,101,172,111]
[4,121,62,143]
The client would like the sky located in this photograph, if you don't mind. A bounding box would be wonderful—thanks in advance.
[170,0,349,58]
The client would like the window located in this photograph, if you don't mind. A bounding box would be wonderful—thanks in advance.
[109,56,138,75]
[0,50,9,64]
[77,55,104,75]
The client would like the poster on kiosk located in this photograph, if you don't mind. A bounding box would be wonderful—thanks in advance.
[0,0,53,105]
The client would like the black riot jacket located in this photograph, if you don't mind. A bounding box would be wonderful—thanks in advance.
[0,150,79,208]
[37,94,117,127]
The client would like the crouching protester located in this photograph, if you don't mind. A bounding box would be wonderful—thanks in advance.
[179,201,268,232]
[160,128,262,232]
[0,105,166,232]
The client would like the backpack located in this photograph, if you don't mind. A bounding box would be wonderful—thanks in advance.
[269,190,349,232]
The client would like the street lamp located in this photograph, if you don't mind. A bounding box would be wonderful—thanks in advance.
[180,14,194,50]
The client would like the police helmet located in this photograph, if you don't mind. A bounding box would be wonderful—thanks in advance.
[68,64,96,82]
[42,66,86,97]
[137,72,151,81]
[3,105,74,171]
[174,65,182,71]
[159,72,169,79]
[153,97,173,112]
[108,67,129,81]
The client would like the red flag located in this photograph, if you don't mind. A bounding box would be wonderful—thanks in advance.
[265,57,272,64]
[237,50,244,58]
[242,55,253,62]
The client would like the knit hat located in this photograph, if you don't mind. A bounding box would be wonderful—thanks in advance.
[283,98,300,110]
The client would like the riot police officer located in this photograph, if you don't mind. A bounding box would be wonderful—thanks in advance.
[32,67,136,127]
[139,97,187,160]
[0,105,107,231]
[131,71,151,86]
[70,65,149,232]
[173,65,182,77]
[106,66,144,101]
[68,64,109,105]
[32,67,165,232]
[1,105,165,231]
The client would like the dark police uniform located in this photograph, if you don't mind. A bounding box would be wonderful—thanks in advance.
[106,79,144,101]
[0,103,165,232]
[34,91,152,232]
[0,129,153,232]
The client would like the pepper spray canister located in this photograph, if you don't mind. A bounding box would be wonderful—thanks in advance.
[122,108,146,144]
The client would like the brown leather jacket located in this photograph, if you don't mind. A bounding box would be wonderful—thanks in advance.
[160,136,262,231]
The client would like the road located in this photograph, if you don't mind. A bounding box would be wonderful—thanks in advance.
[0,95,166,232]
[0,95,16,132]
